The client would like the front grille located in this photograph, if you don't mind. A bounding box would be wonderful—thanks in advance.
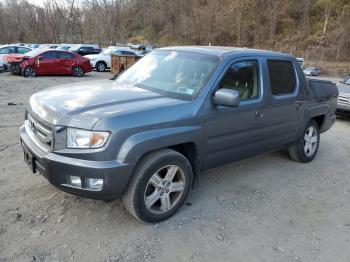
[26,112,53,151]
[338,95,350,105]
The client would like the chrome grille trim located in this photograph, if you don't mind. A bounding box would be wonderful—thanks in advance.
[338,95,350,105]
[26,112,53,151]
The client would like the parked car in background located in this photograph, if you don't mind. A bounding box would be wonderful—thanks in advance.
[20,47,338,223]
[0,45,31,64]
[337,77,350,112]
[296,57,304,68]
[340,75,350,85]
[7,49,91,77]
[69,44,102,56]
[28,44,40,49]
[85,47,137,72]
[0,60,6,71]
[303,67,321,76]
[39,44,59,49]
[56,44,75,51]
[136,50,150,57]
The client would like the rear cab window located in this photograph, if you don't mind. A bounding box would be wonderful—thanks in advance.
[267,60,297,97]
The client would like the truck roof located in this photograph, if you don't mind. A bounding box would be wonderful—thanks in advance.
[160,46,293,58]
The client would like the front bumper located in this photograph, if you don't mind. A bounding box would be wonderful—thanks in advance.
[337,96,350,112]
[90,60,97,68]
[20,125,134,199]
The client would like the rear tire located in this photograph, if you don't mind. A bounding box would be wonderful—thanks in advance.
[22,66,36,77]
[95,61,106,72]
[72,66,85,77]
[123,149,193,223]
[288,120,320,163]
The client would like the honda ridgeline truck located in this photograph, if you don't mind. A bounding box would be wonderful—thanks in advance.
[20,47,338,223]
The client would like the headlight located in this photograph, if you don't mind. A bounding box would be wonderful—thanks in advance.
[67,128,109,149]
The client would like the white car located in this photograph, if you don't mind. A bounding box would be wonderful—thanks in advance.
[0,60,6,71]
[85,47,137,72]
[303,67,321,76]
[0,45,31,64]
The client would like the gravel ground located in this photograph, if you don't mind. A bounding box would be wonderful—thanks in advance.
[0,72,350,262]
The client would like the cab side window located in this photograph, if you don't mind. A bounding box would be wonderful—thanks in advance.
[219,61,260,100]
[268,60,296,95]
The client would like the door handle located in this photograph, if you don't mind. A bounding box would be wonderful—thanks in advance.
[255,110,264,119]
[295,101,303,110]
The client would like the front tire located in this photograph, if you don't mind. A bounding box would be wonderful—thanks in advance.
[72,66,85,77]
[22,66,36,77]
[123,149,193,223]
[95,61,106,72]
[288,120,320,163]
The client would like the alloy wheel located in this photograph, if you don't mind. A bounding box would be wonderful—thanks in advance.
[304,126,318,157]
[73,67,84,77]
[97,63,105,72]
[144,165,186,214]
[24,67,35,77]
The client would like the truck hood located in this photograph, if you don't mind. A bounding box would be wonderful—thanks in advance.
[28,80,190,129]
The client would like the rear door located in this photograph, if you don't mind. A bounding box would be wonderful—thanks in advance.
[57,51,75,74]
[262,58,304,150]
[204,58,268,169]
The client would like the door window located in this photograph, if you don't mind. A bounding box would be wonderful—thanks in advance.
[58,52,74,59]
[17,47,30,54]
[268,60,296,95]
[42,51,57,59]
[0,47,16,54]
[80,47,93,52]
[218,61,260,100]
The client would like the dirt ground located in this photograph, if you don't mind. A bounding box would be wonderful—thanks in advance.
[1,71,350,262]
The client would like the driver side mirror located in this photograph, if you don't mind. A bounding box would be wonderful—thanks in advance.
[37,55,43,60]
[212,88,240,107]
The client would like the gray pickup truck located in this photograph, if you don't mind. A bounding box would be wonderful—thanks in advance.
[20,46,338,223]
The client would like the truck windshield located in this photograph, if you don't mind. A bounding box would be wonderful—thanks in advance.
[115,50,220,99]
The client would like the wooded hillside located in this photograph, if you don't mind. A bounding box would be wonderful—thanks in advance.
[0,0,349,61]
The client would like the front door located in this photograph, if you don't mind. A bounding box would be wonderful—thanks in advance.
[203,59,267,170]
[57,51,75,74]
[36,51,59,75]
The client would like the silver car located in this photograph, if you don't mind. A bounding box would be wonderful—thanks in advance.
[304,67,321,76]
[338,78,350,112]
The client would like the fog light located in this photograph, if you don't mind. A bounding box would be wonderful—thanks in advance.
[86,178,103,191]
[68,176,81,188]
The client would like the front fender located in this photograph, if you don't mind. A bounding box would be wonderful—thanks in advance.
[117,126,204,163]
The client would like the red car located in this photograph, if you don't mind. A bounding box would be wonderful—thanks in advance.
[5,49,92,77]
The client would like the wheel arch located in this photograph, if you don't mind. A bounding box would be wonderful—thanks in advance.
[118,127,204,191]
[311,115,325,129]
[96,60,107,67]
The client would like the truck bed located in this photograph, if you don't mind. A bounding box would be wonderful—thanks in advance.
[306,78,338,102]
